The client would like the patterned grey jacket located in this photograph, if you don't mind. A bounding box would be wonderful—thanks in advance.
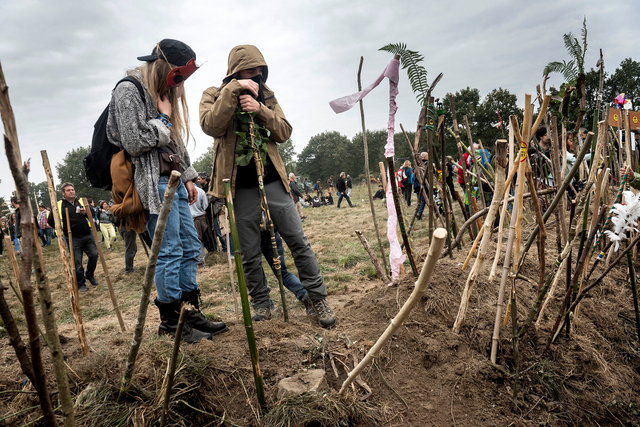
[106,70,197,215]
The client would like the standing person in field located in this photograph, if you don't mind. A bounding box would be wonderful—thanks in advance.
[37,205,53,247]
[289,172,305,219]
[189,177,210,266]
[345,174,353,197]
[398,160,414,206]
[47,183,99,293]
[106,39,227,343]
[336,171,354,208]
[98,201,117,251]
[199,44,336,328]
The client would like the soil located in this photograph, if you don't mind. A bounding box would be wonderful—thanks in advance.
[1,190,640,426]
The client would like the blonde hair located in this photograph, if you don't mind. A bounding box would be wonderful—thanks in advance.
[128,59,191,144]
[402,160,411,168]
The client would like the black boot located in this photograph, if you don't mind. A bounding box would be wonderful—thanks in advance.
[181,289,228,336]
[154,298,212,343]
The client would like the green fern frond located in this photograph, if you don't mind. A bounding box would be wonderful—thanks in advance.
[379,42,429,104]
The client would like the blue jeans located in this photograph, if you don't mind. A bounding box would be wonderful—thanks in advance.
[146,177,200,302]
[262,230,307,301]
[337,192,353,208]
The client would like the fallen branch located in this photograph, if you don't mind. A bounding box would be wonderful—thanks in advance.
[339,228,447,395]
[355,230,391,284]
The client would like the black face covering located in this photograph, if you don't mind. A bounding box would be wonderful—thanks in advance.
[240,73,265,104]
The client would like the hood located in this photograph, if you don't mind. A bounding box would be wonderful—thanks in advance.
[223,45,269,83]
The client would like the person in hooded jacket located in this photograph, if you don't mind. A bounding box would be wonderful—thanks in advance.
[199,45,336,328]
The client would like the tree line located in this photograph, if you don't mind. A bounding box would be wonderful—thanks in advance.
[11,55,636,213]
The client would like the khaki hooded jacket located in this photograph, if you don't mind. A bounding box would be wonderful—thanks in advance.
[199,45,292,198]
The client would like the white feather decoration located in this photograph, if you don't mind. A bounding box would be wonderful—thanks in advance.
[605,191,640,251]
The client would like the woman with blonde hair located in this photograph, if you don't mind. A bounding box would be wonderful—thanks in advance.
[106,39,227,343]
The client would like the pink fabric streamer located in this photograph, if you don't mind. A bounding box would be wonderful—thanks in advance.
[329,58,400,114]
[329,57,404,284]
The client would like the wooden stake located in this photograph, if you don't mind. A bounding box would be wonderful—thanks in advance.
[386,156,419,276]
[160,303,192,427]
[358,56,389,277]
[31,227,75,426]
[120,171,181,399]
[1,61,57,425]
[454,140,507,334]
[0,279,35,384]
[339,228,447,395]
[355,230,391,284]
[224,179,266,413]
[82,197,126,332]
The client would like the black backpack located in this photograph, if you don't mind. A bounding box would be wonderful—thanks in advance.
[84,76,145,191]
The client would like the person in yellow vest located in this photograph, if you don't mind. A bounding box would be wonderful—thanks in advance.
[47,182,99,293]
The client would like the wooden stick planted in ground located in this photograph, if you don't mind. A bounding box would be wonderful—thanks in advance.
[82,197,126,331]
[31,227,75,426]
[386,156,418,276]
[1,61,57,425]
[42,150,89,354]
[224,179,266,413]
[359,57,389,277]
[120,171,181,399]
[160,303,192,427]
[453,140,507,334]
[355,230,391,284]
[339,228,447,395]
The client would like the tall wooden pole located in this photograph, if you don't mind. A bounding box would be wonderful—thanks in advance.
[1,61,58,426]
[386,156,418,276]
[358,56,389,276]
[83,197,126,331]
[120,171,181,398]
[224,179,266,413]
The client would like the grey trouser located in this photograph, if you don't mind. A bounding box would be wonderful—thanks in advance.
[234,181,326,308]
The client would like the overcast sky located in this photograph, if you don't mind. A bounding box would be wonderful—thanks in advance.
[0,0,637,202]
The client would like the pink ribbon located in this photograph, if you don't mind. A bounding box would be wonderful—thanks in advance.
[329,58,404,283]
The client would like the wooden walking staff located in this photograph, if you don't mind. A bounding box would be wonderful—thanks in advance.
[223,179,266,412]
[386,156,418,276]
[1,62,57,425]
[358,56,389,277]
[248,117,288,322]
[453,140,507,334]
[82,197,126,332]
[120,171,181,399]
[339,228,447,395]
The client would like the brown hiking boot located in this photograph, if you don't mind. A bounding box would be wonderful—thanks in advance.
[252,306,272,321]
[302,295,315,317]
[311,298,336,329]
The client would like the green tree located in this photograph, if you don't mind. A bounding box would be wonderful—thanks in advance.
[192,145,214,175]
[56,146,111,203]
[543,17,588,129]
[605,58,640,108]
[297,131,351,183]
[442,87,481,156]
[475,88,522,148]
[277,139,297,174]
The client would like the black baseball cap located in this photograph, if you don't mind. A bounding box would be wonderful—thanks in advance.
[137,39,196,67]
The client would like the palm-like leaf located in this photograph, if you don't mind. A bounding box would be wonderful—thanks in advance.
[379,42,429,105]
[543,18,587,81]
[543,60,577,83]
